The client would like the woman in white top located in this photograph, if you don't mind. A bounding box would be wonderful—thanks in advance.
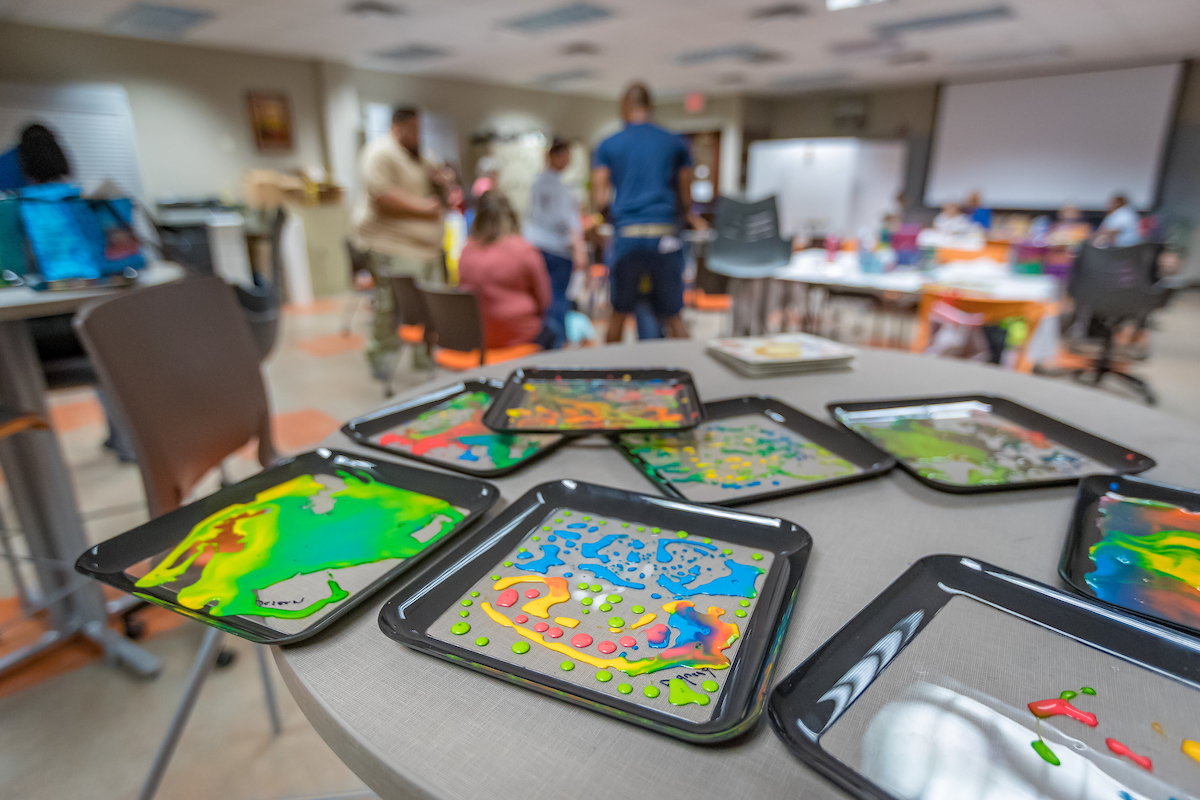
[1093,193,1142,247]
[523,139,586,334]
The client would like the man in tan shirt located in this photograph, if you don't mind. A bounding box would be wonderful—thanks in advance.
[353,106,445,375]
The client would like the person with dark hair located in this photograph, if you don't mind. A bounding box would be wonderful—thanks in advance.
[17,124,71,184]
[592,81,705,342]
[525,138,585,336]
[352,105,448,376]
[1094,193,1141,247]
[457,191,561,351]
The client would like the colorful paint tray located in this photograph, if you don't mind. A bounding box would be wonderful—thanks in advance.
[481,367,704,434]
[1059,473,1200,639]
[379,479,811,742]
[828,394,1154,493]
[614,396,895,506]
[768,555,1200,800]
[76,449,498,645]
[341,379,568,477]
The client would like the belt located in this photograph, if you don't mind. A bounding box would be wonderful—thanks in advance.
[618,223,676,238]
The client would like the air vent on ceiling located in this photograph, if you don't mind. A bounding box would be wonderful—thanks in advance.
[888,50,930,65]
[106,3,213,39]
[560,41,602,56]
[504,4,613,33]
[373,44,450,60]
[828,0,889,10]
[536,68,596,85]
[876,5,1012,37]
[749,3,808,19]
[345,0,404,16]
[771,71,852,91]
[828,37,902,58]
[956,45,1067,66]
[677,44,783,66]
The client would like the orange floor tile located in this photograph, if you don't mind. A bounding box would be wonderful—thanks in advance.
[294,332,365,358]
[49,397,105,432]
[272,409,342,453]
[283,298,343,316]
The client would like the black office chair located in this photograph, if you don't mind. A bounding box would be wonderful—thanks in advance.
[1066,242,1171,405]
[706,195,793,279]
[232,208,284,362]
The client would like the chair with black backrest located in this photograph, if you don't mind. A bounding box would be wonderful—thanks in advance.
[417,283,541,372]
[1066,242,1171,405]
[383,274,434,397]
[341,238,373,336]
[74,275,281,800]
[706,196,794,336]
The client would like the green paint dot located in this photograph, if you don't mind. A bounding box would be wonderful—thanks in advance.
[644,685,660,698]
[631,605,645,614]
[739,599,750,607]
[722,549,732,556]
[617,683,632,694]
[470,591,480,598]
[582,609,590,614]
[637,527,645,532]
[676,531,687,538]
[512,642,530,654]
[622,522,629,527]
[581,597,593,606]
[590,584,603,593]
[475,637,489,647]
[561,661,574,671]
[735,610,747,618]
[599,520,607,525]
[563,511,571,516]
[1059,690,1077,700]
[532,536,540,541]
[542,525,551,531]
[578,582,590,589]
[1031,739,1060,766]
[596,671,612,682]
[702,538,712,544]
[751,553,763,561]
[450,622,470,635]
[702,680,719,692]
[555,518,563,524]
[749,590,757,598]
[1081,687,1096,695]
[461,599,472,607]
[668,678,710,707]
[517,547,527,553]
[652,527,661,533]
[582,516,591,521]
[609,617,625,628]
[502,561,513,567]
[459,610,469,618]
[491,574,500,580]
[606,594,622,603]
[599,603,612,612]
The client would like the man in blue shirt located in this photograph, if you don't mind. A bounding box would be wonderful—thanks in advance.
[593,82,705,342]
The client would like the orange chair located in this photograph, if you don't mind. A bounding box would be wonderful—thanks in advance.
[911,290,1050,373]
[417,283,541,371]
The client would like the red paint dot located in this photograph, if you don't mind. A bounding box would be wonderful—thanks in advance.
[547,627,563,638]
[533,622,549,633]
[619,636,636,648]
[570,633,593,648]
[496,589,519,608]
[514,615,528,624]
[597,641,617,654]
[524,589,541,599]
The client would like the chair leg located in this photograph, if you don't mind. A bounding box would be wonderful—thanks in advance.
[340,294,359,336]
[384,345,407,399]
[139,626,225,800]
[256,644,283,735]
[1109,371,1157,406]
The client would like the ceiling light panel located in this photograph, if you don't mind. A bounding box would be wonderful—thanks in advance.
[750,3,809,19]
[536,68,596,85]
[344,0,404,16]
[876,5,1013,37]
[373,43,450,60]
[503,3,613,34]
[828,0,888,10]
[106,3,213,39]
[676,44,783,66]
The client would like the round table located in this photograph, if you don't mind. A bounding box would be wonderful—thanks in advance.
[276,342,1200,800]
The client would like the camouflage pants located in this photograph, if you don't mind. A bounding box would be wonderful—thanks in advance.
[366,250,442,375]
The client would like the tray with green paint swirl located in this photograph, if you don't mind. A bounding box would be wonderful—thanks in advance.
[379,479,812,742]
[75,449,498,644]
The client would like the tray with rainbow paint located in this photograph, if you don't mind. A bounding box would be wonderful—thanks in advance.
[379,479,811,742]
[75,449,498,645]
[341,380,569,477]
[828,394,1154,493]
[614,395,896,506]
[1059,473,1200,639]
[768,555,1200,800]
[481,367,704,434]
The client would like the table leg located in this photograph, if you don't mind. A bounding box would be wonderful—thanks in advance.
[0,319,160,677]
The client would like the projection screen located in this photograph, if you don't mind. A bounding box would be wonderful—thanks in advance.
[925,64,1182,211]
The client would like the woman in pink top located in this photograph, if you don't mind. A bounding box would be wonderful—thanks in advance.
[457,191,562,350]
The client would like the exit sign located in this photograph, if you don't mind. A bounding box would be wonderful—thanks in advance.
[685,93,706,114]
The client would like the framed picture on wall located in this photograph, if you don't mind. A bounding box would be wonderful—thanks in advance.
[247,92,293,151]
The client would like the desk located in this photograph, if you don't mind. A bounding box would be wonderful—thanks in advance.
[276,342,1199,800]
[0,262,182,676]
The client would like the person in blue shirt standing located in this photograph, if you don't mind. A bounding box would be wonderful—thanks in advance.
[592,82,705,342]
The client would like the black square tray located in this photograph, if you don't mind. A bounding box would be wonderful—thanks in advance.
[379,479,811,742]
[481,367,704,434]
[75,448,498,644]
[1059,473,1200,639]
[768,555,1200,800]
[341,379,568,477]
[613,395,895,506]
[827,394,1154,493]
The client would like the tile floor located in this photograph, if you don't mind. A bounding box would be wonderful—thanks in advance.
[0,289,1196,800]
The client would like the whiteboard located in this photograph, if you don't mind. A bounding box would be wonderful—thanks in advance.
[926,64,1182,211]
[747,137,906,238]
